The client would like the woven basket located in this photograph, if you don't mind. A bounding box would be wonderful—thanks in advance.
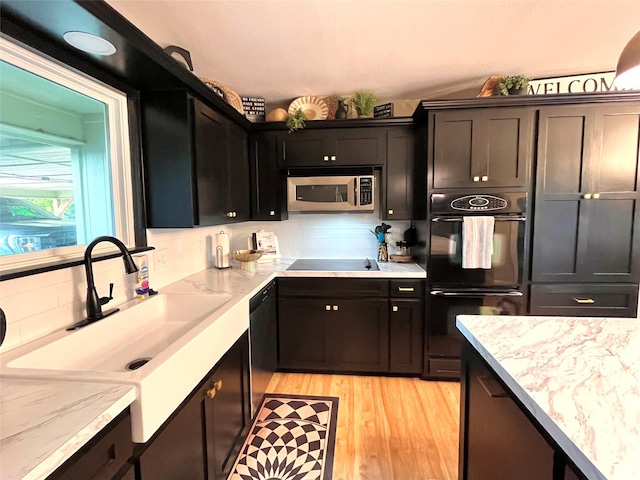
[200,77,244,114]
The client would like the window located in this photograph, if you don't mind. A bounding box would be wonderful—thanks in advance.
[0,37,134,271]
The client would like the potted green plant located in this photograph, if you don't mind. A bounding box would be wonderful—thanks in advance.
[349,90,378,117]
[498,75,531,96]
[286,107,307,133]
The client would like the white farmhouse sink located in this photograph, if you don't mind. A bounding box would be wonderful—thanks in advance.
[8,293,232,373]
[1,291,250,443]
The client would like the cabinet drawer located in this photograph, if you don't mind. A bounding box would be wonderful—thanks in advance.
[529,284,638,317]
[390,280,423,298]
[428,359,460,378]
[48,410,132,480]
[278,278,388,297]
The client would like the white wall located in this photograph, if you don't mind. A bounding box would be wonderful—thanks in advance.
[0,214,410,353]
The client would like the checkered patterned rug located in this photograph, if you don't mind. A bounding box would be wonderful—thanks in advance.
[227,394,339,480]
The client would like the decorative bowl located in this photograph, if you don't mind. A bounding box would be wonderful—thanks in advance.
[232,249,264,272]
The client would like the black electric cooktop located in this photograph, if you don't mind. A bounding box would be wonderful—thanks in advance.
[287,258,380,271]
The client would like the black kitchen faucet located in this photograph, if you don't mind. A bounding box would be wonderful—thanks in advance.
[67,236,138,330]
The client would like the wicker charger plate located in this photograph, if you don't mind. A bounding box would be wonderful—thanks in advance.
[200,77,244,114]
[288,96,328,120]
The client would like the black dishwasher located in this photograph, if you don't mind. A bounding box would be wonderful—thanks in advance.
[249,280,278,416]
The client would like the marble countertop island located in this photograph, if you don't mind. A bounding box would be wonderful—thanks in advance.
[0,378,135,480]
[456,315,639,480]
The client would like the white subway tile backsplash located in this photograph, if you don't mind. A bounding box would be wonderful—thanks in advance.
[0,216,410,352]
[2,285,59,321]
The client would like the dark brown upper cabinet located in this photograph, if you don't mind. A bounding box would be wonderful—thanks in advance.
[531,104,640,283]
[431,107,534,189]
[249,132,288,221]
[384,126,415,220]
[142,90,250,227]
[278,127,387,167]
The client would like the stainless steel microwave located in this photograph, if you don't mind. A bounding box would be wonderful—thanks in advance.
[287,175,375,212]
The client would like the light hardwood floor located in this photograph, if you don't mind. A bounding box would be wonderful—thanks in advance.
[266,373,460,480]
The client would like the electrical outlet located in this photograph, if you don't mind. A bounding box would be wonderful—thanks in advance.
[197,240,204,254]
[155,248,167,270]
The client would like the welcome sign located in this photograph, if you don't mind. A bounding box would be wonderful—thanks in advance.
[528,72,625,95]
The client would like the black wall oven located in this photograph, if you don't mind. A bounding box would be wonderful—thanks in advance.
[426,192,528,378]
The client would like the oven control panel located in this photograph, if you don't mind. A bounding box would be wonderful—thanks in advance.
[450,195,507,211]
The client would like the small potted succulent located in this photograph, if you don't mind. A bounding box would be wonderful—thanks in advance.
[498,75,531,96]
[286,107,307,133]
[349,90,378,117]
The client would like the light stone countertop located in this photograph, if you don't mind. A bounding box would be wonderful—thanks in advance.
[160,257,425,297]
[0,378,135,480]
[456,315,640,480]
[0,257,424,480]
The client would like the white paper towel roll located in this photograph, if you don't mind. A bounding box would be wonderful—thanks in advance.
[215,231,230,268]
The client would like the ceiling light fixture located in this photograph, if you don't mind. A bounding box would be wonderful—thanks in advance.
[63,31,116,56]
[614,30,640,90]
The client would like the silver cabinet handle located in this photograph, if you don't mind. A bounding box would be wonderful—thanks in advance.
[323,155,329,161]
[593,193,600,199]
[392,305,399,312]
[333,305,338,311]
[330,155,336,161]
[473,176,480,182]
[325,305,331,311]
[388,209,394,215]
[269,210,275,216]
[481,175,488,182]
[583,193,592,199]
[398,287,415,292]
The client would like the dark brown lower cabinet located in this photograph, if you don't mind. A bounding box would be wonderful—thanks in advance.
[278,297,389,372]
[137,333,251,480]
[47,410,133,480]
[460,341,587,480]
[277,278,424,375]
[389,298,423,374]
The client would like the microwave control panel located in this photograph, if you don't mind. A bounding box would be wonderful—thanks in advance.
[358,176,374,206]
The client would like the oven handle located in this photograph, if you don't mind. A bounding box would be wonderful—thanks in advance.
[431,216,526,222]
[430,290,524,297]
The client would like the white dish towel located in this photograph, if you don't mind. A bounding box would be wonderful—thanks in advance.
[462,216,495,269]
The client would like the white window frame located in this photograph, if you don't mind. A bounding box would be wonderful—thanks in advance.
[0,36,135,272]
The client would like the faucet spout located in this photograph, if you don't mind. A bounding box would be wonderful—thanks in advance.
[83,236,138,324]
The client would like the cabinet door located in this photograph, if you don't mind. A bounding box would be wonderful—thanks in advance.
[389,298,423,374]
[138,384,208,480]
[279,130,329,167]
[432,108,532,189]
[48,411,133,480]
[384,126,414,220]
[249,132,287,220]
[193,99,230,226]
[328,298,389,373]
[226,122,250,221]
[278,297,330,370]
[482,108,533,188]
[205,336,251,480]
[332,127,387,165]
[461,343,555,480]
[532,105,640,283]
[432,109,477,188]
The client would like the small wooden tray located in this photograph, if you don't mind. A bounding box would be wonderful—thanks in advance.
[390,254,413,263]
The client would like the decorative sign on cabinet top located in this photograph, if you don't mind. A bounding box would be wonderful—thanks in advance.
[528,71,629,95]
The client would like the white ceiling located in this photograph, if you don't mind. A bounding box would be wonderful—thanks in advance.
[106,0,639,106]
